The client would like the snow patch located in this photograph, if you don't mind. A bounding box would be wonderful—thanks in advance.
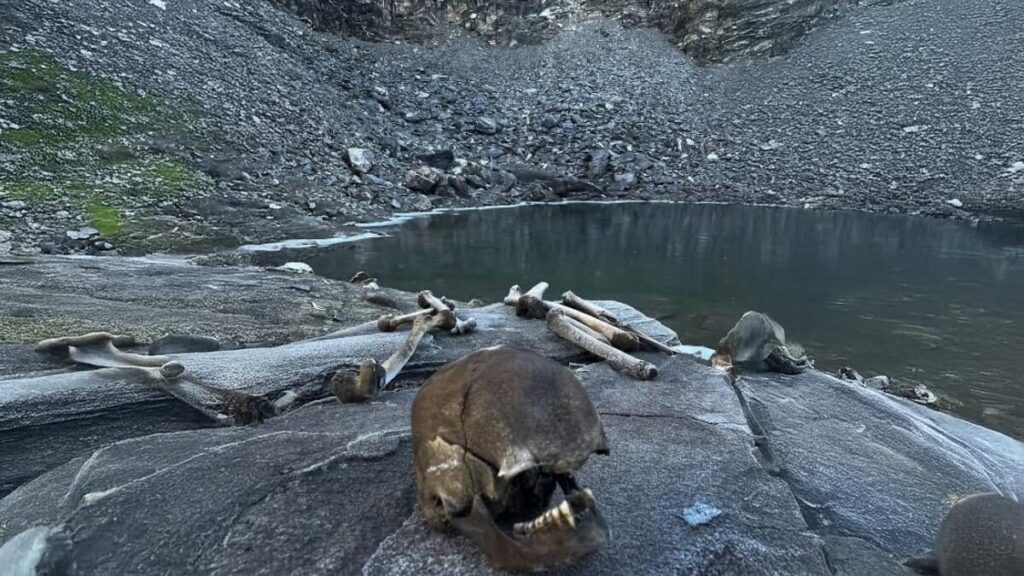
[680,502,723,527]
[0,526,53,576]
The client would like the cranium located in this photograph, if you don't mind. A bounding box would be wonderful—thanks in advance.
[411,345,610,571]
[712,311,811,374]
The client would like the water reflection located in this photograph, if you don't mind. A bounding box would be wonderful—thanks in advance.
[288,203,1024,438]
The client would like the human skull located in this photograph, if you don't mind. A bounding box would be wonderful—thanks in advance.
[712,311,810,374]
[411,345,610,571]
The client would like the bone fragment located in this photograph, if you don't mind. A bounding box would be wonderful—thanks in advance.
[157,361,273,424]
[561,291,619,324]
[562,291,676,355]
[515,282,549,319]
[450,317,477,335]
[548,302,639,351]
[417,290,457,330]
[547,309,657,380]
[382,313,442,383]
[377,308,433,332]
[335,312,444,403]
[36,332,171,368]
[503,285,522,306]
[503,284,638,350]
[564,316,610,345]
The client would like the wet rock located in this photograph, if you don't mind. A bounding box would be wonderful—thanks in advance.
[64,227,99,242]
[273,261,314,274]
[416,149,455,171]
[587,148,611,180]
[197,157,244,181]
[148,334,222,355]
[411,194,433,211]
[473,116,498,135]
[864,375,939,406]
[404,166,443,193]
[346,148,374,174]
[615,171,636,188]
[95,143,136,162]
[3,350,1019,575]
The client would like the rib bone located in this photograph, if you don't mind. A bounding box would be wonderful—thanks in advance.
[547,309,658,380]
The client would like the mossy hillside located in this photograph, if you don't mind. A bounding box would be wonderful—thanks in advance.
[0,50,213,239]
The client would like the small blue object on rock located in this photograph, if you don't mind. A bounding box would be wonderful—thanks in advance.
[680,502,723,527]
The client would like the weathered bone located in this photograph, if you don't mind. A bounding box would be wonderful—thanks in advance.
[334,312,445,403]
[98,361,272,425]
[450,317,477,335]
[561,291,619,324]
[36,332,136,351]
[562,291,676,355]
[37,334,274,424]
[36,332,170,368]
[503,285,523,306]
[377,308,433,332]
[549,303,639,351]
[564,316,610,346]
[417,290,457,330]
[504,287,638,351]
[547,309,657,380]
[515,282,549,319]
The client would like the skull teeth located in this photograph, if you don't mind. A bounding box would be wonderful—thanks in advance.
[512,500,579,535]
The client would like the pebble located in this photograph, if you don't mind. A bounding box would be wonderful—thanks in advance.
[346,148,374,174]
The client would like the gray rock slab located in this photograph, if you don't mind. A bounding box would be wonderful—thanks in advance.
[1,335,1020,575]
[736,370,1024,559]
[0,299,677,499]
[0,396,418,575]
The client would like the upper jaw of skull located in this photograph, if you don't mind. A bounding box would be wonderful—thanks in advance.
[420,435,608,571]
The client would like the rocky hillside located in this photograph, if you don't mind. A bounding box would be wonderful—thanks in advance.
[1,0,1021,255]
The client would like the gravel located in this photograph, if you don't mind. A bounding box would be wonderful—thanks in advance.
[0,0,1020,255]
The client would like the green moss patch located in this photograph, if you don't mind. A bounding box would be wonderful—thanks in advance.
[0,50,213,244]
[86,202,121,236]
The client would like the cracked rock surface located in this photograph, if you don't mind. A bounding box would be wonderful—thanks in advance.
[1,266,1020,573]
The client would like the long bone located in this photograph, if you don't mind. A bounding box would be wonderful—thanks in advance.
[334,311,448,403]
[36,334,274,424]
[505,283,639,351]
[379,291,474,334]
[36,332,170,367]
[377,308,434,332]
[546,309,658,381]
[417,290,457,330]
[561,291,619,324]
[561,291,677,355]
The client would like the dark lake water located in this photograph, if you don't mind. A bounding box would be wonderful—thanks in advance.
[270,203,1024,439]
